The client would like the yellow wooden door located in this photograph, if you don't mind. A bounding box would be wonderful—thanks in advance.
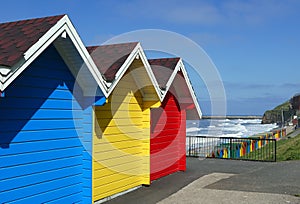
[93,72,154,201]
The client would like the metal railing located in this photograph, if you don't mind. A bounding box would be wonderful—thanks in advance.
[186,136,277,162]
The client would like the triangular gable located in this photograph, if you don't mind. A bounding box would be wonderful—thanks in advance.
[87,42,162,101]
[0,15,107,96]
[148,58,180,91]
[87,42,138,82]
[149,58,202,119]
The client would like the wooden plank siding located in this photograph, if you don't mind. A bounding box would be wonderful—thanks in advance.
[150,92,186,181]
[0,45,101,203]
[93,66,160,201]
[81,106,94,204]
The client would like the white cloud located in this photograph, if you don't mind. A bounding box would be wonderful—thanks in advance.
[116,0,222,25]
[116,0,299,26]
[187,33,224,46]
[164,3,222,25]
[222,0,299,25]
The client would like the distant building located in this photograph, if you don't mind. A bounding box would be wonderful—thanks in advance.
[290,94,300,113]
[290,93,300,110]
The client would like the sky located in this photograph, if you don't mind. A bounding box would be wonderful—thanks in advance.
[1,0,300,116]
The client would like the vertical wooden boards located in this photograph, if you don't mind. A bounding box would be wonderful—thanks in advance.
[0,45,87,203]
[150,92,186,181]
[93,68,158,201]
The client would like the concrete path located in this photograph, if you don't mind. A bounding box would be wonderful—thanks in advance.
[287,128,300,138]
[106,158,300,204]
[158,173,299,204]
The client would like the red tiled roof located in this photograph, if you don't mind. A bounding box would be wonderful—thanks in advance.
[0,15,65,67]
[87,42,138,82]
[149,58,180,90]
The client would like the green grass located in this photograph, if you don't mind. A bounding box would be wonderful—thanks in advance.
[241,142,276,161]
[240,133,300,162]
[273,101,290,111]
[276,134,300,161]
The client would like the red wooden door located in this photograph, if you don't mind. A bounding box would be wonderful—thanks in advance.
[150,93,186,181]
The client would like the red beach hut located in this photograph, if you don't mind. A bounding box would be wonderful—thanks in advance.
[149,58,202,181]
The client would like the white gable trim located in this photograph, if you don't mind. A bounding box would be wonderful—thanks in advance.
[138,44,163,101]
[177,59,202,118]
[106,43,162,101]
[105,44,139,96]
[160,61,181,100]
[62,16,107,97]
[153,58,202,118]
[0,15,107,97]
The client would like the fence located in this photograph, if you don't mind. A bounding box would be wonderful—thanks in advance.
[186,136,277,162]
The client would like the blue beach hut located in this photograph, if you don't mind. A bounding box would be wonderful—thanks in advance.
[0,15,107,203]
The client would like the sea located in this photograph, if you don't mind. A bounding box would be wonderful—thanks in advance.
[187,118,278,138]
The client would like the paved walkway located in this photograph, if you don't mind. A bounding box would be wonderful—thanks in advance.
[106,158,300,204]
[158,173,299,204]
[287,127,300,138]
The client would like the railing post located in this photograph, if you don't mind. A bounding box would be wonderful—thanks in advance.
[186,136,277,162]
[274,139,277,162]
[230,138,232,159]
[188,136,191,156]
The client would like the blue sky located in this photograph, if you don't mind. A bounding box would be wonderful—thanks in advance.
[1,0,300,115]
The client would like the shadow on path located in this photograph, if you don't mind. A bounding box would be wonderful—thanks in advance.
[106,158,300,204]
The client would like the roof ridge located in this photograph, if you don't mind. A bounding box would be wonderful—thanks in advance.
[148,57,180,61]
[87,42,139,82]
[0,14,66,67]
[148,57,181,91]
[149,57,202,119]
[87,41,139,49]
[0,14,65,25]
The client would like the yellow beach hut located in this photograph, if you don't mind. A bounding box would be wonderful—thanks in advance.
[87,42,161,202]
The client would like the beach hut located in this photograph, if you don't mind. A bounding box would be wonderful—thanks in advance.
[0,15,107,203]
[87,43,161,202]
[148,58,202,181]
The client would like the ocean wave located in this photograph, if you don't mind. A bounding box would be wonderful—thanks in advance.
[223,123,248,132]
[186,127,202,133]
[187,119,278,138]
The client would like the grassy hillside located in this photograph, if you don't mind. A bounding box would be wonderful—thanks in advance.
[242,133,300,161]
[262,100,294,124]
[276,134,300,161]
[273,101,291,111]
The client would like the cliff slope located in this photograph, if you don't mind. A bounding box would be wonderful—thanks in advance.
[261,101,294,124]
